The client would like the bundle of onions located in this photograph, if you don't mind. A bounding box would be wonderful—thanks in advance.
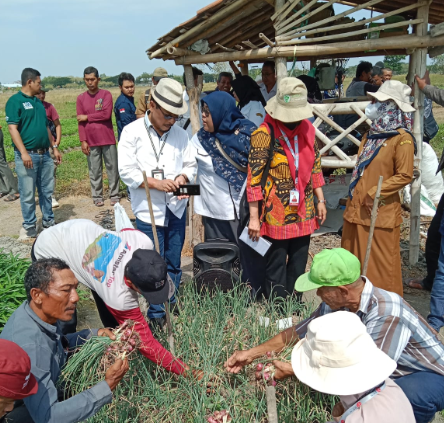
[207,409,232,423]
[60,320,141,398]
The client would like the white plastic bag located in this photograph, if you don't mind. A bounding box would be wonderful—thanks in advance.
[114,203,134,231]
[403,184,437,217]
[421,142,444,204]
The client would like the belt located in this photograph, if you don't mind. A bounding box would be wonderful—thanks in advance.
[26,148,49,155]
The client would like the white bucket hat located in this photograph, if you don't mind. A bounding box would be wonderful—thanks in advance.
[291,311,396,396]
[265,77,313,123]
[367,80,415,113]
[151,78,188,116]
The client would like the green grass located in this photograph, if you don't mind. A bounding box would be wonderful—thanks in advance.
[0,251,29,330]
[61,283,336,423]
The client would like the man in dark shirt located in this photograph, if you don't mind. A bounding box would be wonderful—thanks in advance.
[114,73,136,140]
[346,61,380,97]
[5,68,62,239]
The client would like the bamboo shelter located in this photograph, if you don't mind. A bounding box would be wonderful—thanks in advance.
[147,0,444,264]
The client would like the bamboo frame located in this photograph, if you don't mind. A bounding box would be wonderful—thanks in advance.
[280,19,422,45]
[174,33,444,65]
[277,1,426,42]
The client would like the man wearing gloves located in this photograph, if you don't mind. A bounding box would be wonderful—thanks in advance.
[118,78,197,328]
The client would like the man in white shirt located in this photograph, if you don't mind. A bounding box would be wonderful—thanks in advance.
[177,66,206,138]
[118,78,197,328]
[259,61,277,103]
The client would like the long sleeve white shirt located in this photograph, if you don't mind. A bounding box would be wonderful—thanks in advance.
[190,133,245,221]
[118,115,197,226]
[240,101,266,127]
[260,82,277,102]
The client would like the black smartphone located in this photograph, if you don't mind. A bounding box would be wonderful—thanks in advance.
[174,184,201,196]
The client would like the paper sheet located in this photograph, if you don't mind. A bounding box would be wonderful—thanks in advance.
[239,226,271,256]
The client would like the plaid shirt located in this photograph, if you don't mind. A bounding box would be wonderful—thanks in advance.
[295,278,444,378]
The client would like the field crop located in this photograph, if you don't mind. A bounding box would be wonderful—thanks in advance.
[61,283,336,423]
[0,251,29,330]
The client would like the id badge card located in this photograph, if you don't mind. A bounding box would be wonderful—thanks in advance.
[289,189,299,207]
[151,168,164,180]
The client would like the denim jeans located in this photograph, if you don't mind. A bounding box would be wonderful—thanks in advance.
[14,150,54,229]
[136,208,186,319]
[395,371,444,423]
[428,233,444,331]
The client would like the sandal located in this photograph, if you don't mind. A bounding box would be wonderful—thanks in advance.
[4,193,20,202]
[404,277,425,290]
[110,199,120,206]
[94,200,105,207]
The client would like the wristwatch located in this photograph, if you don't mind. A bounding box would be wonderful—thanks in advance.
[52,145,58,149]
[318,199,326,203]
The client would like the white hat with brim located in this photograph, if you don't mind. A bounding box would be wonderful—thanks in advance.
[151,78,188,116]
[367,79,415,113]
[265,77,313,123]
[291,311,397,396]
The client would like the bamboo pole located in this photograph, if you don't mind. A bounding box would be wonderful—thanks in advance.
[350,104,373,126]
[166,46,199,57]
[271,0,298,22]
[150,0,261,59]
[240,61,249,76]
[315,127,351,161]
[142,171,175,355]
[319,114,366,154]
[277,0,339,36]
[362,176,384,276]
[281,19,422,45]
[278,1,427,41]
[275,0,288,84]
[259,33,275,47]
[174,34,444,65]
[312,108,361,146]
[275,0,319,33]
[321,157,356,168]
[409,0,429,265]
[313,105,334,128]
[243,40,259,49]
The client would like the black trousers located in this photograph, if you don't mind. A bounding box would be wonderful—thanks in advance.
[423,193,444,290]
[261,235,311,300]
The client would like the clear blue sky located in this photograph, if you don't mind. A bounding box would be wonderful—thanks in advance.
[1,0,392,84]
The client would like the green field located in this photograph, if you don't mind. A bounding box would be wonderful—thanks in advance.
[1,75,443,198]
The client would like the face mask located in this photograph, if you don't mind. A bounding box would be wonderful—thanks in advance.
[365,102,380,121]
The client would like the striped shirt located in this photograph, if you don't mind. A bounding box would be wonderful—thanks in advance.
[295,278,444,378]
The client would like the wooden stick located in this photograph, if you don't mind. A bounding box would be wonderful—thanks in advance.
[174,34,444,65]
[278,0,426,41]
[362,176,384,276]
[242,40,259,49]
[281,19,423,45]
[215,43,237,52]
[259,33,275,47]
[142,171,176,355]
[266,385,279,423]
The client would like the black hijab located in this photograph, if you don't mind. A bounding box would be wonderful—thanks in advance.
[231,75,267,110]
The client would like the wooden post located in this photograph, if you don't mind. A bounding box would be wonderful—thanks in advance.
[275,0,288,84]
[183,65,204,248]
[409,0,429,265]
[240,61,249,76]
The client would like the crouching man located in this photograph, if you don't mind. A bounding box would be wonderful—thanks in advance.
[225,248,444,423]
[0,258,129,423]
[32,219,197,378]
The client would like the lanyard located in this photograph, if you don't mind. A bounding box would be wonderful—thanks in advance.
[340,382,386,422]
[144,114,169,166]
[279,127,299,186]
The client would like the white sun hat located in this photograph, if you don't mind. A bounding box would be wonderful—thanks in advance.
[291,311,396,396]
[367,80,415,113]
[265,77,313,123]
[151,78,188,116]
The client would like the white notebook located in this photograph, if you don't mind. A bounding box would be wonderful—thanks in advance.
[239,226,272,257]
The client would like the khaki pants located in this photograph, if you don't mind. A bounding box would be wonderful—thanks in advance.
[86,144,120,202]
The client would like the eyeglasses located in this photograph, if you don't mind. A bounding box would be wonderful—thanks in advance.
[202,105,211,117]
[155,103,181,121]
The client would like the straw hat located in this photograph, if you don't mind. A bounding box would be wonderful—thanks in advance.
[151,78,188,115]
[291,311,396,396]
[367,80,415,113]
[265,77,313,123]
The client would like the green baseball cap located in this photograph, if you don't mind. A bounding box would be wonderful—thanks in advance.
[295,248,361,292]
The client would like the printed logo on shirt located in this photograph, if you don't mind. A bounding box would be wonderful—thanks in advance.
[106,241,132,288]
[95,98,103,111]
[119,108,126,113]
[82,233,122,282]
[22,102,34,110]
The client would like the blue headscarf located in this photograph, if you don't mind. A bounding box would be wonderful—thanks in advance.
[197,91,257,192]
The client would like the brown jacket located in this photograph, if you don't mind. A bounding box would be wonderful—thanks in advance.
[343,129,414,229]
[135,88,152,117]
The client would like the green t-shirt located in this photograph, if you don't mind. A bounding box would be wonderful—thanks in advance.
[5,91,49,150]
